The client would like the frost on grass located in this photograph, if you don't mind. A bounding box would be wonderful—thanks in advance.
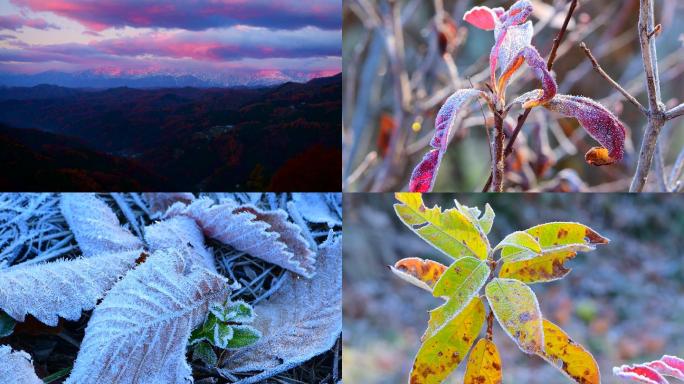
[66,248,230,384]
[0,250,141,326]
[60,193,143,257]
[0,345,42,384]
[166,197,316,277]
[224,235,341,383]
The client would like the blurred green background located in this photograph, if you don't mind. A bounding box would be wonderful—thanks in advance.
[343,193,684,383]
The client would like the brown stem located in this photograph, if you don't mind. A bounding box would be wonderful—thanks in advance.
[491,110,505,192]
[486,307,494,341]
[481,0,578,192]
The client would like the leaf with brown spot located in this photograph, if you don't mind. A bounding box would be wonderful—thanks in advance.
[394,193,489,260]
[424,256,490,339]
[485,278,543,354]
[539,319,600,384]
[390,257,447,292]
[410,297,485,384]
[464,338,502,384]
[525,222,608,250]
[499,248,577,283]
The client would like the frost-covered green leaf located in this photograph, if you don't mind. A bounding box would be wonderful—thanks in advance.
[485,278,543,354]
[0,311,15,338]
[60,194,143,257]
[211,300,255,323]
[165,198,316,277]
[227,325,262,349]
[225,235,341,383]
[0,345,42,384]
[425,256,489,339]
[192,342,218,367]
[65,248,230,384]
[0,250,141,326]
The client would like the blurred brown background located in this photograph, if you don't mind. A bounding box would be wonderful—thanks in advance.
[343,0,684,192]
[343,193,684,383]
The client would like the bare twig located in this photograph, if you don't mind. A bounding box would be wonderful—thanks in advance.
[630,0,667,192]
[491,111,505,192]
[482,0,578,192]
[579,42,647,114]
[666,103,684,120]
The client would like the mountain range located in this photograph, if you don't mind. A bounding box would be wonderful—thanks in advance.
[0,73,341,191]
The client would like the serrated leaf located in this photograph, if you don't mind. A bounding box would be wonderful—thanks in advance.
[464,338,502,384]
[219,300,255,323]
[650,356,684,380]
[60,194,143,258]
[410,297,485,384]
[425,256,489,339]
[144,215,216,271]
[539,319,600,384]
[390,257,447,292]
[192,342,218,367]
[0,250,141,326]
[227,325,261,349]
[0,345,42,384]
[143,193,195,215]
[224,236,341,383]
[485,278,543,354]
[613,364,668,384]
[165,198,315,277]
[65,248,230,384]
[394,193,488,260]
[212,322,235,349]
[0,311,15,337]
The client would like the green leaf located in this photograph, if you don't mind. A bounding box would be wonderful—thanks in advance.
[189,314,218,345]
[394,193,489,260]
[495,231,542,261]
[425,256,490,339]
[192,342,218,367]
[210,300,255,323]
[42,366,72,384]
[0,311,15,338]
[478,204,495,235]
[410,297,485,384]
[211,322,235,349]
[485,278,543,354]
[227,325,261,349]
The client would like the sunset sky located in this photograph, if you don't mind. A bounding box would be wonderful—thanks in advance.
[0,0,341,81]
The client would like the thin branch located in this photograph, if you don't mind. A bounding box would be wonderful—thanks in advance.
[481,0,578,192]
[630,0,666,192]
[579,42,647,114]
[491,111,505,192]
[666,103,684,120]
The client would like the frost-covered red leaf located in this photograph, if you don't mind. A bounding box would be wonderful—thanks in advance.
[224,235,341,384]
[464,338,502,384]
[0,345,42,384]
[498,46,557,107]
[485,278,543,354]
[66,248,229,384]
[539,319,600,384]
[543,94,626,164]
[0,250,141,326]
[463,6,500,31]
[60,194,143,258]
[425,256,489,339]
[390,257,447,292]
[653,356,684,379]
[144,215,216,271]
[394,193,489,260]
[410,297,485,384]
[614,364,669,384]
[165,198,315,277]
[409,89,486,192]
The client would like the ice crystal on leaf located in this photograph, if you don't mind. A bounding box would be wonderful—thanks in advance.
[0,345,42,384]
[409,0,627,191]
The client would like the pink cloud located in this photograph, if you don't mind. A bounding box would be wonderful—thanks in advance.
[0,14,59,31]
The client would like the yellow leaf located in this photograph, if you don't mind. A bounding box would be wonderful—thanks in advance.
[485,278,543,354]
[464,339,502,384]
[394,193,489,260]
[390,257,447,292]
[525,222,608,250]
[499,248,577,283]
[539,319,600,384]
[410,297,485,384]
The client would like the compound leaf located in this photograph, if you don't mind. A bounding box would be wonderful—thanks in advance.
[425,256,489,339]
[464,338,502,384]
[0,345,42,384]
[0,250,141,326]
[410,297,485,384]
[539,319,600,384]
[485,278,543,354]
[60,194,143,258]
[394,193,488,260]
[65,248,230,384]
[390,257,447,292]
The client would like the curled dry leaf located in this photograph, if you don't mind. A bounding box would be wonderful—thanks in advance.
[224,235,341,384]
[390,257,447,292]
[60,194,142,258]
[485,278,543,354]
[410,297,485,384]
[66,248,229,384]
[165,198,316,277]
[0,345,42,384]
[0,250,142,326]
[464,338,502,384]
